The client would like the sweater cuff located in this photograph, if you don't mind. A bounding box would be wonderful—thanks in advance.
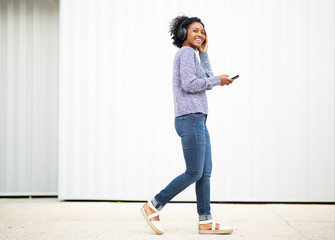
[208,75,221,88]
[199,51,209,61]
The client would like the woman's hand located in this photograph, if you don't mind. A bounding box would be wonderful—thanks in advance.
[219,75,234,86]
[198,35,208,53]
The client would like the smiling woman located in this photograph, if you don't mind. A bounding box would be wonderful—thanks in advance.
[182,21,206,50]
[140,15,235,235]
[170,16,206,48]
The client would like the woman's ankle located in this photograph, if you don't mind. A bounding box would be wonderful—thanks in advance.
[144,202,160,221]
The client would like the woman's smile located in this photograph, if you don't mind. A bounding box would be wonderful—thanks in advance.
[195,38,203,44]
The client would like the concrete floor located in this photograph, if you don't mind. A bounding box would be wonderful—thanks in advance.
[0,198,334,240]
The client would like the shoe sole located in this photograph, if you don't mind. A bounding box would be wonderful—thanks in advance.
[140,207,164,235]
[199,229,233,234]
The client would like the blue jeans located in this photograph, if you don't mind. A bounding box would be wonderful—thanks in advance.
[152,113,212,221]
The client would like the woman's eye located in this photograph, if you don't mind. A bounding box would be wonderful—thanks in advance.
[194,30,198,33]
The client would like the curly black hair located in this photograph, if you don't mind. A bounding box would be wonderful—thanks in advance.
[169,15,205,48]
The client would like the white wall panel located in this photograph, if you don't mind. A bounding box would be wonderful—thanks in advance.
[0,0,59,195]
[59,0,334,202]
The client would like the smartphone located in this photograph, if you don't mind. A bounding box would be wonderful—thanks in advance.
[231,75,239,80]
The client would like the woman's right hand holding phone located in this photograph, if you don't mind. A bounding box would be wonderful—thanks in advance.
[219,75,233,86]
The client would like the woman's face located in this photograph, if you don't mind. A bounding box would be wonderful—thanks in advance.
[182,22,206,50]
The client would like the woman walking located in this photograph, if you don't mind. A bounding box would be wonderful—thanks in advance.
[141,15,235,235]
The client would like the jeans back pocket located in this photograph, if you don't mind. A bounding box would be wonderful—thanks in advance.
[175,116,186,137]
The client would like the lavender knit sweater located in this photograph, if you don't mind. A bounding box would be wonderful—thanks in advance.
[173,46,221,117]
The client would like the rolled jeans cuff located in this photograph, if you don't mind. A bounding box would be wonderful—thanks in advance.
[151,197,164,211]
[199,214,213,221]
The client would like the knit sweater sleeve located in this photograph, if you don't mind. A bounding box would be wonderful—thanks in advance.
[199,51,217,90]
[179,48,220,93]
